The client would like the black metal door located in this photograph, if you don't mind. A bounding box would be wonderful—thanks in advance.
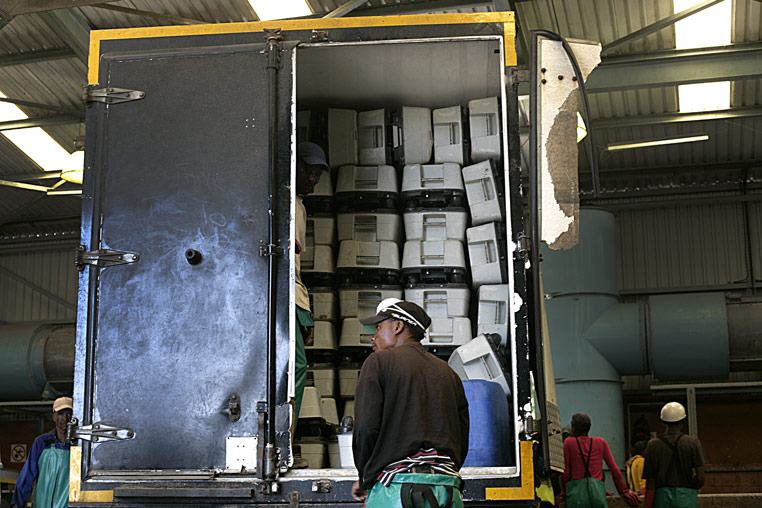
[80,42,293,471]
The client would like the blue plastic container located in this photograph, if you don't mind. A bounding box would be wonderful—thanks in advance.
[462,379,510,466]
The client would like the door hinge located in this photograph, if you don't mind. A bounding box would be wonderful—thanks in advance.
[84,87,145,105]
[67,418,136,443]
[76,246,140,269]
[516,233,530,258]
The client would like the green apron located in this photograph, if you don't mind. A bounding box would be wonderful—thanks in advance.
[565,438,607,508]
[366,473,463,508]
[294,306,313,421]
[34,445,70,508]
[654,487,699,508]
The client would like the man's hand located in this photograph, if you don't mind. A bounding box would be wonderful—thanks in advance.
[351,480,367,502]
[621,489,642,507]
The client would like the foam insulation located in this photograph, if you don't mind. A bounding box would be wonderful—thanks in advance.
[536,39,601,250]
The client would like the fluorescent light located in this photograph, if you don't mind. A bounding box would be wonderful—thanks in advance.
[674,0,731,50]
[606,134,709,151]
[678,81,730,112]
[0,92,83,174]
[249,0,312,20]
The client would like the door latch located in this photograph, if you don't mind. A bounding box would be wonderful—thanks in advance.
[76,246,140,269]
[67,418,136,443]
[221,393,241,423]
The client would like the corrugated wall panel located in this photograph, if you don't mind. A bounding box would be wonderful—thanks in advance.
[0,247,77,322]
[616,203,753,292]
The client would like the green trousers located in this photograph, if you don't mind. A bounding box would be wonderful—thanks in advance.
[654,487,699,508]
[366,473,463,508]
[35,446,70,508]
[293,306,312,422]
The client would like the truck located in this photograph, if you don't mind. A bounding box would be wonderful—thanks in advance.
[69,11,593,506]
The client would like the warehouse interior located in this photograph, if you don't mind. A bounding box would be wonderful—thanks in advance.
[0,0,760,502]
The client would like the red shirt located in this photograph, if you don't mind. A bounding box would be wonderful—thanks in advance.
[562,436,628,494]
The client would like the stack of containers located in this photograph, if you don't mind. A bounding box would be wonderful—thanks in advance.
[401,105,471,349]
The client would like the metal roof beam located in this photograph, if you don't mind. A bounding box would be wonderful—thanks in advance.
[1,171,63,181]
[0,96,83,115]
[592,106,762,129]
[587,43,762,92]
[601,0,724,55]
[90,4,204,25]
[324,0,368,18]
[0,114,82,131]
[38,8,90,64]
[345,0,493,16]
[0,47,75,67]
[0,0,112,16]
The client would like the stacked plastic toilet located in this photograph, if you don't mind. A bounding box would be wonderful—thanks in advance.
[296,98,514,468]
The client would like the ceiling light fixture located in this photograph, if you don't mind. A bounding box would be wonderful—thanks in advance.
[606,134,709,151]
[248,0,312,21]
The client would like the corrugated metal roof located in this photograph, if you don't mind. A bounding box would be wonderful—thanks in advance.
[0,0,759,240]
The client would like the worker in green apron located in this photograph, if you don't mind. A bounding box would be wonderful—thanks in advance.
[11,397,73,508]
[642,402,707,508]
[560,413,641,508]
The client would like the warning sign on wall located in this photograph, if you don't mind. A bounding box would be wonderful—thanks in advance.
[10,444,27,463]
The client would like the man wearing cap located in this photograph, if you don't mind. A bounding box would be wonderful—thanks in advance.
[291,142,329,466]
[350,298,469,508]
[642,402,707,508]
[11,397,73,508]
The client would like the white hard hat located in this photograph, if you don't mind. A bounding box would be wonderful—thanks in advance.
[660,402,687,422]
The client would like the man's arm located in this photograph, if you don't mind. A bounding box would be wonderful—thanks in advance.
[352,353,384,487]
[601,439,629,494]
[456,378,469,469]
[11,435,46,507]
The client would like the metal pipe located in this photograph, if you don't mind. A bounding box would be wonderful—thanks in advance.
[264,29,282,480]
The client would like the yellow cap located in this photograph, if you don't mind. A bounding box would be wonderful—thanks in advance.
[53,397,73,412]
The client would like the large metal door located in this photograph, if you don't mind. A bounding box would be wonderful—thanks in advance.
[77,42,293,471]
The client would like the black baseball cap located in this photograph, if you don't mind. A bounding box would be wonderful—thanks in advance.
[359,298,431,335]
[297,142,330,172]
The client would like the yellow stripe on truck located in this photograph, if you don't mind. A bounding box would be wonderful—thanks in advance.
[69,445,114,503]
[485,440,535,500]
[88,12,516,84]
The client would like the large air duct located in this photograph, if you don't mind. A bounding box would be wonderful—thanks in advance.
[0,323,75,400]
[541,209,731,466]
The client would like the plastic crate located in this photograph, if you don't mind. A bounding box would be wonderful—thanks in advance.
[462,160,504,226]
[337,212,402,243]
[469,97,501,161]
[335,165,399,211]
[339,286,403,318]
[433,105,469,165]
[339,318,374,348]
[298,386,324,419]
[336,240,400,285]
[301,244,335,286]
[305,321,337,351]
[338,365,361,398]
[392,106,433,166]
[321,398,339,426]
[308,364,336,398]
[401,163,465,208]
[422,317,472,347]
[448,333,511,396]
[466,222,507,288]
[298,108,358,169]
[309,288,338,323]
[403,210,468,241]
[477,284,510,346]
[401,240,468,284]
[404,284,470,317]
[306,215,336,248]
[358,108,393,165]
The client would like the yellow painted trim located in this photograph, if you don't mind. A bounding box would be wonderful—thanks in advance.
[69,445,115,503]
[88,12,516,83]
[485,440,535,501]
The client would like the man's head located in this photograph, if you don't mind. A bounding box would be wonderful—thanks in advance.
[52,397,73,436]
[296,142,329,196]
[660,401,686,428]
[359,298,431,352]
[570,413,592,437]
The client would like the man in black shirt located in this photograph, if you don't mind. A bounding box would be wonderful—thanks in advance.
[351,298,469,507]
[643,402,706,508]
